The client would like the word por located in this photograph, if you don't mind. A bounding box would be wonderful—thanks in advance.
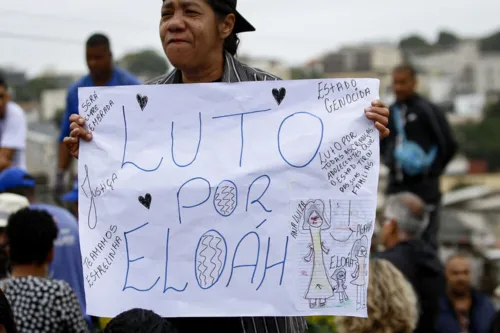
[318,127,376,194]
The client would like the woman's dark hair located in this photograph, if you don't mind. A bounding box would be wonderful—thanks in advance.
[6,208,58,266]
[206,0,240,56]
[0,288,18,333]
[103,308,177,333]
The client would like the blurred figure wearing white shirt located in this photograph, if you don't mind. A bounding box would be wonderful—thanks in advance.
[0,76,27,171]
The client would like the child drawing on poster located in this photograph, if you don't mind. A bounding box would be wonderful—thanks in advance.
[302,199,335,308]
[350,235,368,310]
[331,268,349,303]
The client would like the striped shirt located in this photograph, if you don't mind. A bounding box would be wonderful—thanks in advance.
[147,51,308,333]
[148,51,282,84]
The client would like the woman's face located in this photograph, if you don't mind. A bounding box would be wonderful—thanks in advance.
[338,270,346,280]
[357,246,367,257]
[308,211,323,227]
[160,0,227,71]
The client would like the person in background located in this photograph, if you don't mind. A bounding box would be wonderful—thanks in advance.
[0,77,27,172]
[56,33,141,196]
[0,193,29,280]
[377,192,444,333]
[381,64,458,251]
[436,253,496,333]
[0,288,18,333]
[103,309,178,333]
[1,208,88,333]
[0,167,91,329]
[61,179,78,218]
[63,0,390,331]
[335,258,418,333]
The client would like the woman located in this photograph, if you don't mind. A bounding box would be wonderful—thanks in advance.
[350,235,369,310]
[0,288,17,333]
[302,200,334,308]
[63,1,390,332]
[1,208,88,333]
[335,259,418,333]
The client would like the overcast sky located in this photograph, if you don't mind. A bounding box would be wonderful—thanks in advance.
[0,0,499,77]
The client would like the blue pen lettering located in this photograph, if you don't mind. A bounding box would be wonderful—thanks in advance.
[278,112,324,168]
[171,112,202,167]
[123,223,160,292]
[212,109,272,167]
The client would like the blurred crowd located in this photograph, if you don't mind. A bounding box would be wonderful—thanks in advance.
[0,0,495,332]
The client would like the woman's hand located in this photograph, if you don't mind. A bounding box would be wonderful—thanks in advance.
[62,114,93,159]
[365,100,390,139]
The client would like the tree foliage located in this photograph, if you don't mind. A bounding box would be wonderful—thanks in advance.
[455,101,500,170]
[436,31,459,47]
[117,49,169,79]
[14,76,62,102]
[480,31,500,52]
[399,35,431,53]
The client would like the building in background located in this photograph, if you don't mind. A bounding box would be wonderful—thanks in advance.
[314,43,403,102]
[238,55,292,80]
[410,40,500,119]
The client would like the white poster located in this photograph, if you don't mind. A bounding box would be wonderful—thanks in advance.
[78,78,380,318]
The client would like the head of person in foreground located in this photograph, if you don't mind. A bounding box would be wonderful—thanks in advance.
[103,308,178,333]
[335,258,418,333]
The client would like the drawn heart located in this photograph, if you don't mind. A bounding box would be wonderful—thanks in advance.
[138,193,152,209]
[272,87,286,105]
[136,94,148,111]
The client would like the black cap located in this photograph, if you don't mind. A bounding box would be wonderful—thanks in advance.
[214,0,255,33]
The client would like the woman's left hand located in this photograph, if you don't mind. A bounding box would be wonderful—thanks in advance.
[365,100,390,139]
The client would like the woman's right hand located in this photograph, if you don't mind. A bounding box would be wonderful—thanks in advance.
[63,114,93,159]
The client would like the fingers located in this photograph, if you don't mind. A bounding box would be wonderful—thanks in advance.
[69,114,86,125]
[371,100,387,108]
[69,122,92,141]
[365,109,389,126]
[375,122,390,139]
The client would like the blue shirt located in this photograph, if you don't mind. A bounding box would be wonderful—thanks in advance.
[30,203,91,327]
[58,67,141,141]
[436,290,496,333]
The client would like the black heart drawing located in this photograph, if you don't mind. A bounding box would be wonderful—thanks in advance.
[138,193,152,209]
[272,88,286,105]
[136,94,148,111]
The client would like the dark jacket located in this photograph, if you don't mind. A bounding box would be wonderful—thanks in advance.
[376,239,445,333]
[381,94,458,204]
[436,290,496,333]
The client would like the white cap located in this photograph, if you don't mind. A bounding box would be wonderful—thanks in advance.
[0,193,29,227]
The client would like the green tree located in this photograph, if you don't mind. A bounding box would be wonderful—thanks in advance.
[436,31,459,47]
[14,76,61,102]
[290,67,322,80]
[455,101,500,170]
[118,49,169,79]
[479,30,500,52]
[399,35,431,53]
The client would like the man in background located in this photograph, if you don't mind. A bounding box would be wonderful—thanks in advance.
[381,64,457,251]
[436,254,496,333]
[0,167,91,329]
[61,180,78,218]
[56,33,141,195]
[0,76,27,171]
[377,192,445,333]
